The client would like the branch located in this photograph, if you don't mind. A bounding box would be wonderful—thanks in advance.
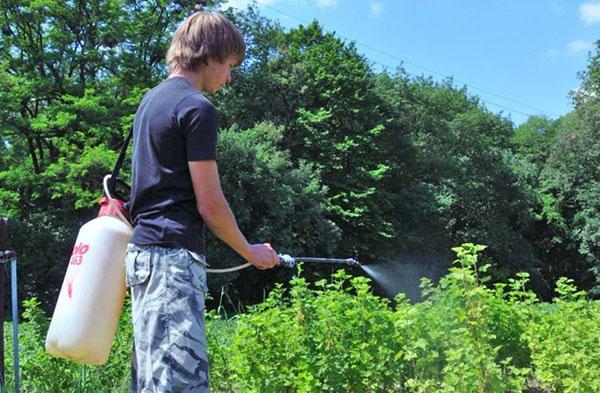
[25,135,41,174]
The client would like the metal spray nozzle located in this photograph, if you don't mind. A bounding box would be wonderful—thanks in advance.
[278,254,296,268]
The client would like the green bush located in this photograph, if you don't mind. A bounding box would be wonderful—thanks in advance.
[525,278,600,392]
[3,297,132,393]
[224,269,405,392]
[402,244,530,392]
[3,243,600,392]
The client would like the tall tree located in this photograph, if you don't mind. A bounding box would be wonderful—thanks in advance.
[216,16,395,260]
[374,73,547,287]
[0,0,210,307]
[0,1,338,307]
[538,41,600,294]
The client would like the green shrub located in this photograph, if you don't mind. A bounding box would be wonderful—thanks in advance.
[224,268,406,392]
[3,243,600,392]
[525,277,600,393]
[212,244,532,392]
[488,272,537,369]
[400,244,529,392]
[4,297,131,393]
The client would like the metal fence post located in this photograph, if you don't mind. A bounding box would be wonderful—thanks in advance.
[0,218,18,393]
[10,256,18,393]
[0,217,5,385]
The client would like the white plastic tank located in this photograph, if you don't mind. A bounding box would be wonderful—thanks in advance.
[45,196,132,365]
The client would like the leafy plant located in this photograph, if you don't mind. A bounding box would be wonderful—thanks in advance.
[3,244,600,392]
[525,278,600,392]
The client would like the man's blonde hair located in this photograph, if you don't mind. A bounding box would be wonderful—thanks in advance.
[166,11,245,72]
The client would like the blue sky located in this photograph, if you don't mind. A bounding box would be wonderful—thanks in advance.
[221,0,600,126]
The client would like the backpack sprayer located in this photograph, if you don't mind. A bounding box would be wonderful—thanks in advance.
[45,128,360,365]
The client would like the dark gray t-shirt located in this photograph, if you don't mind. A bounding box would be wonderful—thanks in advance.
[129,77,218,256]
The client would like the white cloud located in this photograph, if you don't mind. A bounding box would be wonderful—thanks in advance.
[370,1,383,16]
[567,39,592,53]
[546,40,593,57]
[316,0,339,7]
[580,1,600,24]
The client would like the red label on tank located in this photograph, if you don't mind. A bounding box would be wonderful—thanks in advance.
[66,243,90,298]
[69,243,90,266]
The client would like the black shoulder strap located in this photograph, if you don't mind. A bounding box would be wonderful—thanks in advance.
[107,127,133,199]
[111,127,133,181]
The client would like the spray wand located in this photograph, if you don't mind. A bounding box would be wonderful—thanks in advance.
[206,254,360,274]
[277,254,361,268]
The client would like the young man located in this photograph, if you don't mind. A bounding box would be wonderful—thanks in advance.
[125,10,279,392]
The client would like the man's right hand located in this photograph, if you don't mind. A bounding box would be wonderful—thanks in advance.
[246,243,278,270]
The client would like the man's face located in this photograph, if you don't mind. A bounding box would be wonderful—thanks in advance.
[197,55,238,94]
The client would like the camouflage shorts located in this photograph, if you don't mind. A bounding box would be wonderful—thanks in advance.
[125,244,210,393]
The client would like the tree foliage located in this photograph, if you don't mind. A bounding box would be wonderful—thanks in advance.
[216,16,394,260]
[0,2,598,306]
[0,0,199,308]
[511,41,600,295]
[207,122,340,302]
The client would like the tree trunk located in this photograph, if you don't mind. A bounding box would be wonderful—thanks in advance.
[26,135,41,174]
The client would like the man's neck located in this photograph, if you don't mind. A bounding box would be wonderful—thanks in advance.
[169,68,200,90]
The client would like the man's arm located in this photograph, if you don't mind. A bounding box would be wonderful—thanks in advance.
[188,160,278,269]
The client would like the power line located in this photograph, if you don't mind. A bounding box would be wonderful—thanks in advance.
[356,42,558,117]
[251,1,559,119]
[369,60,537,118]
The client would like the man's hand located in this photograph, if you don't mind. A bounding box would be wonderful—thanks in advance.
[246,243,278,270]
